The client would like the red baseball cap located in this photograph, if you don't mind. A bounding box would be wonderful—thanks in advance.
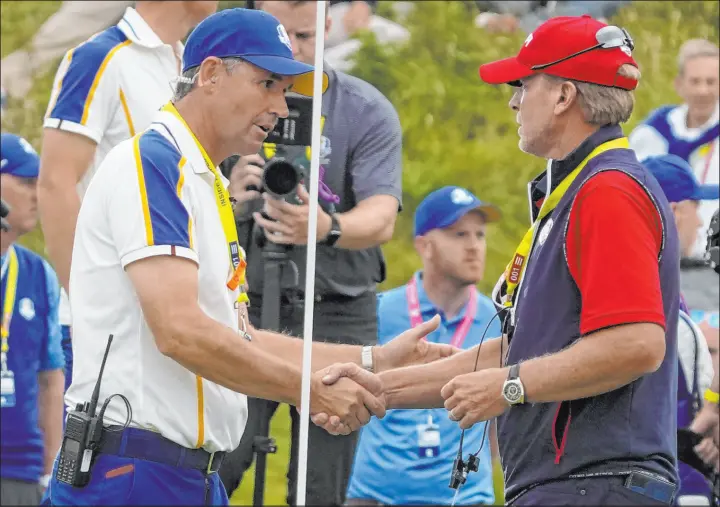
[479,15,638,90]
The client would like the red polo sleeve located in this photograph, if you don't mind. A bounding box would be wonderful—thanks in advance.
[565,171,666,335]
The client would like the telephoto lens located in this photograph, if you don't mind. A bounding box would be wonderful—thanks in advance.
[262,158,303,203]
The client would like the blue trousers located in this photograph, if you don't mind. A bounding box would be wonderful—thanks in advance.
[508,476,674,506]
[46,454,228,506]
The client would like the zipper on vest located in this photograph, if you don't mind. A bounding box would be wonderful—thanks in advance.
[552,401,573,464]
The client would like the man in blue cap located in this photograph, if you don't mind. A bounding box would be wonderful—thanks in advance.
[346,186,502,506]
[47,9,450,506]
[0,133,65,506]
[643,154,720,504]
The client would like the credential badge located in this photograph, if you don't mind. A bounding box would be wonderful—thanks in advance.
[19,298,35,321]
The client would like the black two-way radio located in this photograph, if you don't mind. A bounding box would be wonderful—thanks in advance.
[56,334,131,488]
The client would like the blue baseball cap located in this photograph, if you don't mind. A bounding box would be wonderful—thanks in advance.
[1,133,40,178]
[643,154,719,203]
[414,186,501,237]
[182,8,327,97]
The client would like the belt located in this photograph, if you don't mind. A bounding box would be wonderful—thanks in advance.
[509,470,677,505]
[97,426,226,474]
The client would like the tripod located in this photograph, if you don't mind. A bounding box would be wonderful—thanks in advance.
[253,238,300,506]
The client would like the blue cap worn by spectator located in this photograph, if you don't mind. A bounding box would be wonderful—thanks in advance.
[182,8,327,96]
[414,186,501,237]
[643,154,719,204]
[1,133,40,178]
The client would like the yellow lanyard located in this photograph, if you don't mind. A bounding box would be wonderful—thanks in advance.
[502,137,630,307]
[1,246,19,361]
[160,102,249,304]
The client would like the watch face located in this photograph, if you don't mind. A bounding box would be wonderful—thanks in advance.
[503,381,522,403]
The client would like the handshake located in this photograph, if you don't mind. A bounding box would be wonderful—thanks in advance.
[304,315,450,436]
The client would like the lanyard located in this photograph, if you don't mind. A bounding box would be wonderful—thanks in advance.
[501,137,630,308]
[406,275,477,348]
[160,102,249,304]
[1,246,19,367]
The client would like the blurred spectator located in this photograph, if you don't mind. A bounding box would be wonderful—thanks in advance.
[323,1,410,72]
[37,1,216,395]
[473,1,631,34]
[630,39,719,326]
[0,133,65,506]
[0,1,132,99]
[345,186,502,506]
[643,154,719,504]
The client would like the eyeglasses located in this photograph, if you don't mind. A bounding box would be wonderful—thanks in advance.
[530,25,635,71]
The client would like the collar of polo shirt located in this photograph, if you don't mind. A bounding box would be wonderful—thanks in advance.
[119,6,184,55]
[156,106,230,186]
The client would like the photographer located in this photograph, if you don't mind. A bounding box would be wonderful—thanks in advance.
[219,1,402,504]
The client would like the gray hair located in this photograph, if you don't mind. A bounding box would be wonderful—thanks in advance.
[546,64,641,125]
[172,57,245,101]
[677,39,719,75]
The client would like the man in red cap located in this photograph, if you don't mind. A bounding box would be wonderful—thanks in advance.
[313,14,684,505]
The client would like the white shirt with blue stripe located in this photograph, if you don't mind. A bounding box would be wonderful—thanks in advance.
[43,6,183,330]
[65,106,247,454]
[630,102,719,258]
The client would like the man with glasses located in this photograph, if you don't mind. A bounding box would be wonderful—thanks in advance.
[315,15,682,505]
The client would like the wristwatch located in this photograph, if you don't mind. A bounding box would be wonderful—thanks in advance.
[502,363,525,405]
[322,213,342,247]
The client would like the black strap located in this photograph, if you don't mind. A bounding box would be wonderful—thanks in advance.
[98,426,225,473]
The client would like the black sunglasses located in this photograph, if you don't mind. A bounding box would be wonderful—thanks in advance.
[530,25,635,71]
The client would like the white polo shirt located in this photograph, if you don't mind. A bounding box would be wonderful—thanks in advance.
[43,6,183,326]
[65,105,248,453]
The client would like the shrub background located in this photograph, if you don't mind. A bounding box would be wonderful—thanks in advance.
[1,1,717,504]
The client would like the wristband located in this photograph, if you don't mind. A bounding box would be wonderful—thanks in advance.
[39,474,51,488]
[705,388,719,405]
[361,346,374,372]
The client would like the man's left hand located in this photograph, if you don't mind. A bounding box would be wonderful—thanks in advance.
[253,184,332,245]
[441,367,509,430]
[374,314,458,372]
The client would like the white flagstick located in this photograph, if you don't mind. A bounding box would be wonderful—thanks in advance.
[296,1,327,505]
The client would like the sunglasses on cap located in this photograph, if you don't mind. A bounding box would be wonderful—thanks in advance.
[531,25,635,71]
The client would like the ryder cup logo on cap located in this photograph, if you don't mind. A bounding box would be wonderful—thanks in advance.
[451,188,475,205]
[414,186,502,237]
[181,8,327,97]
[479,15,638,91]
[277,24,292,52]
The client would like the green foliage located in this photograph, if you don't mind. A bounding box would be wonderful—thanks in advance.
[349,0,719,295]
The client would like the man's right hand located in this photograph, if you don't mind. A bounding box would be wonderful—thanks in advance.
[308,362,386,435]
[228,154,264,217]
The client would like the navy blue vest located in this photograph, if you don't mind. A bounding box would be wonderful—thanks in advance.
[643,106,719,161]
[498,128,681,500]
